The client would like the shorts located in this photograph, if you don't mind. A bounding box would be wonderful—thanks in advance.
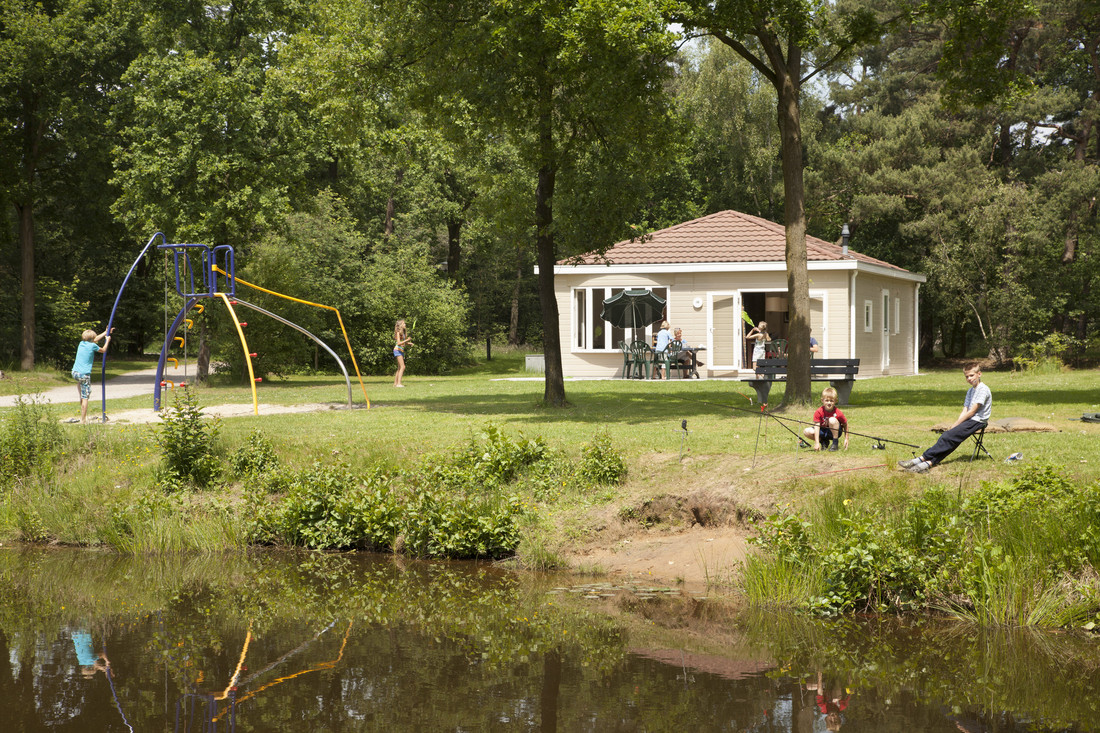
[72,371,92,400]
[393,348,404,358]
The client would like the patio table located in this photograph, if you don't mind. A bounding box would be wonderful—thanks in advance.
[681,346,705,378]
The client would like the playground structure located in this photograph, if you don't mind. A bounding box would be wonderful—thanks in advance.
[101,232,370,419]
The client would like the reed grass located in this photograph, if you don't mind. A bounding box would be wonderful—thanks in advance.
[739,555,825,606]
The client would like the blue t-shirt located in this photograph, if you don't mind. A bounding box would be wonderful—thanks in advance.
[655,329,671,352]
[72,631,97,666]
[71,340,100,375]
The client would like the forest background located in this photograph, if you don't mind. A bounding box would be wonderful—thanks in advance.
[2,0,1097,392]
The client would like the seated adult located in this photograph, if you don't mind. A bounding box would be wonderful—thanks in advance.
[671,327,703,377]
[653,321,671,378]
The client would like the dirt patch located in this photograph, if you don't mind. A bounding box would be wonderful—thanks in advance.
[567,524,753,590]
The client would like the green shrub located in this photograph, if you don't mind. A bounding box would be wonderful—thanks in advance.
[744,467,1100,625]
[253,464,400,550]
[400,488,524,559]
[230,429,279,477]
[0,394,65,489]
[155,387,222,488]
[1014,333,1079,372]
[577,431,627,486]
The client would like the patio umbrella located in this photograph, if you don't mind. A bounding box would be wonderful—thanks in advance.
[600,289,666,329]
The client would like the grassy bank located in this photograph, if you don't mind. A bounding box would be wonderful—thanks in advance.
[2,347,1100,625]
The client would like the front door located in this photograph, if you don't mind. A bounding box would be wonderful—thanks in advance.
[707,292,741,371]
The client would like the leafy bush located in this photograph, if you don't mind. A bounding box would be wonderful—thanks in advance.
[230,429,279,477]
[0,394,65,489]
[745,467,1100,624]
[250,464,400,550]
[156,387,222,488]
[1014,333,1079,372]
[578,431,627,486]
[400,488,524,559]
[231,193,472,378]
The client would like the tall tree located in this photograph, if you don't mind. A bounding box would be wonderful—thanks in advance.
[0,0,139,369]
[670,0,880,404]
[405,0,681,406]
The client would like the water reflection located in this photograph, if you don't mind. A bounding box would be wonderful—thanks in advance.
[0,549,1096,731]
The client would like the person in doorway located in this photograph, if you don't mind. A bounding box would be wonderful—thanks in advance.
[810,334,820,354]
[803,386,849,451]
[745,321,768,369]
[71,328,112,424]
[899,363,991,473]
[393,319,414,387]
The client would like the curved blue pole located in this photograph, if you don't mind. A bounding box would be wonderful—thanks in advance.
[154,297,199,411]
[100,232,166,421]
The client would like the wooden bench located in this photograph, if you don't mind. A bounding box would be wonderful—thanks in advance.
[747,358,860,406]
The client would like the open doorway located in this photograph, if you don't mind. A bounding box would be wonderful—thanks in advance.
[740,291,789,364]
[740,291,825,363]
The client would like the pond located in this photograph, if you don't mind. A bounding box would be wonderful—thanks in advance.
[1,548,1098,731]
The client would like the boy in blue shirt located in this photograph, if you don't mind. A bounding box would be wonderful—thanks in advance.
[900,363,991,473]
[71,328,112,423]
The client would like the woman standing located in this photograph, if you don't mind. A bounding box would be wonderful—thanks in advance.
[393,319,414,387]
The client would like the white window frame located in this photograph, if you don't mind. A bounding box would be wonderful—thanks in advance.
[571,286,669,352]
[863,300,873,333]
[893,296,901,335]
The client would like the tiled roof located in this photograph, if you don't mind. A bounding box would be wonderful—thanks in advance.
[566,210,905,271]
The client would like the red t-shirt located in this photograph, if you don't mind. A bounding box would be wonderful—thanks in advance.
[812,405,847,430]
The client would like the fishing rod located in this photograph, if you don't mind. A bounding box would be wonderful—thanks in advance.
[663,392,922,451]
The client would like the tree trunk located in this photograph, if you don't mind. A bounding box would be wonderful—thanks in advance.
[775,65,812,406]
[18,202,35,371]
[540,649,561,733]
[535,74,567,407]
[384,168,405,237]
[17,90,42,372]
[509,254,522,346]
[196,319,211,383]
[447,218,462,278]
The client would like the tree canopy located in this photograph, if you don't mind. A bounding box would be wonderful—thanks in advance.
[2,0,1097,379]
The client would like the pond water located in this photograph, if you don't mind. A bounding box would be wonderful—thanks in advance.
[2,548,1098,732]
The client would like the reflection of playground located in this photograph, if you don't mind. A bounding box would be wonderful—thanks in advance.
[101,232,370,421]
[174,620,354,732]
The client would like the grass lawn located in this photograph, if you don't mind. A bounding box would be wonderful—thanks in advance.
[3,346,1100,555]
[15,347,1097,487]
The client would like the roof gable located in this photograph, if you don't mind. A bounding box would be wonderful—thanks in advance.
[566,210,905,272]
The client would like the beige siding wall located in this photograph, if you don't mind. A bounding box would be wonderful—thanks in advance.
[554,269,919,378]
[852,273,918,376]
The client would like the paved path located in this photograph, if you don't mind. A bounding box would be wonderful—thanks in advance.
[0,366,183,408]
[2,366,357,423]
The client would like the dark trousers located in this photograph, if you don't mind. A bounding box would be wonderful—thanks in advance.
[923,419,985,465]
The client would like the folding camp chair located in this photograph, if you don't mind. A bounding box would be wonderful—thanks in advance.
[969,425,992,462]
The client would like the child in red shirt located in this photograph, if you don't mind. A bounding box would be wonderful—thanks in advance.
[803,387,848,452]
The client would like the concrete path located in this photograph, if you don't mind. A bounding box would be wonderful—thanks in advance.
[0,366,182,408]
[2,366,357,424]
